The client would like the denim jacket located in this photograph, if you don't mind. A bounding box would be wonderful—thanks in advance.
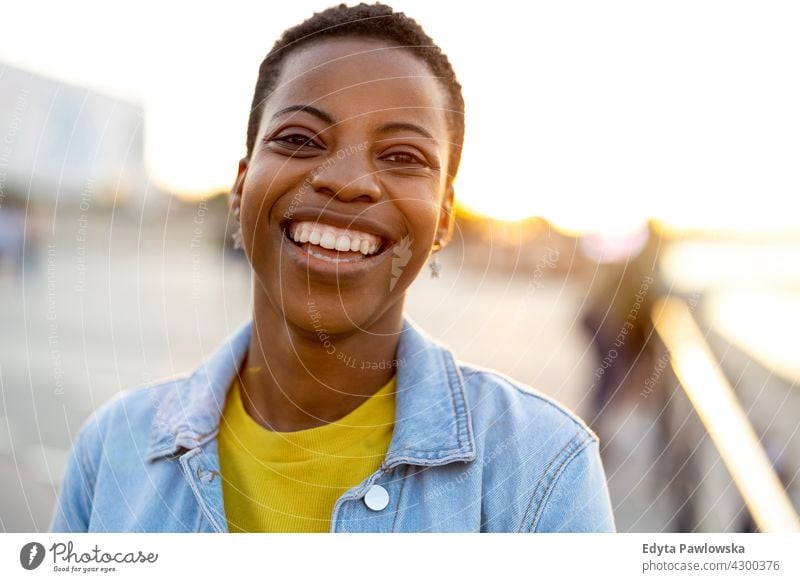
[50,317,615,533]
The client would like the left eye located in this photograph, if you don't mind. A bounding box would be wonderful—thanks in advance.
[381,152,427,166]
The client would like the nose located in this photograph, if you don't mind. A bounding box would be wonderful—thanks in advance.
[309,146,382,203]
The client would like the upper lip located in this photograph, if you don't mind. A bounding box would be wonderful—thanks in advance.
[279,208,397,246]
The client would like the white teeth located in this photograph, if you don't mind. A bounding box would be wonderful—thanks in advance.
[335,235,350,251]
[320,232,337,250]
[288,220,383,257]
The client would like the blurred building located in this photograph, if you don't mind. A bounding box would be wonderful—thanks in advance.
[0,61,150,207]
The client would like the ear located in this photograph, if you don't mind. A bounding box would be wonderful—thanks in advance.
[229,157,249,217]
[435,181,455,250]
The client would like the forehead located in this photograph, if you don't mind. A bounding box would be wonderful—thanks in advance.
[265,37,450,132]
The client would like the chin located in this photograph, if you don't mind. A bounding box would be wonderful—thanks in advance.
[278,290,387,338]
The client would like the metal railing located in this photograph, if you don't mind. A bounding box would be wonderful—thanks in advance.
[652,296,800,532]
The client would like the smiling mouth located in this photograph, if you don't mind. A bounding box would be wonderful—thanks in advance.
[284,220,390,263]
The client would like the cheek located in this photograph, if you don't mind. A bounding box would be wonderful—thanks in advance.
[381,199,439,297]
[398,196,440,247]
[240,160,306,233]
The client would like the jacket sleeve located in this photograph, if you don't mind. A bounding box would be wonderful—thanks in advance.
[49,424,97,532]
[531,437,616,532]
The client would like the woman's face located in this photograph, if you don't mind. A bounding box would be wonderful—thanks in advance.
[232,37,454,335]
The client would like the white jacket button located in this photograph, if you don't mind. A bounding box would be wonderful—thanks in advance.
[364,484,389,511]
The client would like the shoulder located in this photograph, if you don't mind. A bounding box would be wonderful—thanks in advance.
[50,375,191,532]
[456,360,597,445]
[453,361,614,532]
[71,375,189,460]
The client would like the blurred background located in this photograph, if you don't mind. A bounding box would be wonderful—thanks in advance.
[1,0,798,532]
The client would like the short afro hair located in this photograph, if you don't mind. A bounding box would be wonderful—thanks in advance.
[245,2,465,182]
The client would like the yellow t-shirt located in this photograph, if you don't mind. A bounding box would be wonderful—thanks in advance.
[218,375,396,532]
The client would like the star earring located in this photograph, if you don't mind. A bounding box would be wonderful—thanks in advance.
[231,205,243,250]
[429,240,442,278]
[429,254,441,278]
[232,229,243,251]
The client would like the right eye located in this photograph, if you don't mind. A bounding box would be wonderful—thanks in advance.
[268,133,323,149]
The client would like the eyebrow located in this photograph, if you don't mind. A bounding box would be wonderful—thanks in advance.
[272,105,334,124]
[376,122,435,141]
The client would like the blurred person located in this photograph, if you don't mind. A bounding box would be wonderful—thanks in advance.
[581,232,700,531]
[0,195,26,279]
[581,231,662,419]
[50,2,614,533]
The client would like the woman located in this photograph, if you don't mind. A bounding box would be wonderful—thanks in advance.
[50,2,615,533]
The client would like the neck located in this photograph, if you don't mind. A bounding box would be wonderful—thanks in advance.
[240,290,405,432]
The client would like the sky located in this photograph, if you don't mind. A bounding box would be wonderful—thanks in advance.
[2,0,799,234]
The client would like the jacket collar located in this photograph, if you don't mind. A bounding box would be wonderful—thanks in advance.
[146,317,476,466]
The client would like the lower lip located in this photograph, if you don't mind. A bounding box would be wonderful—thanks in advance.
[282,231,392,280]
